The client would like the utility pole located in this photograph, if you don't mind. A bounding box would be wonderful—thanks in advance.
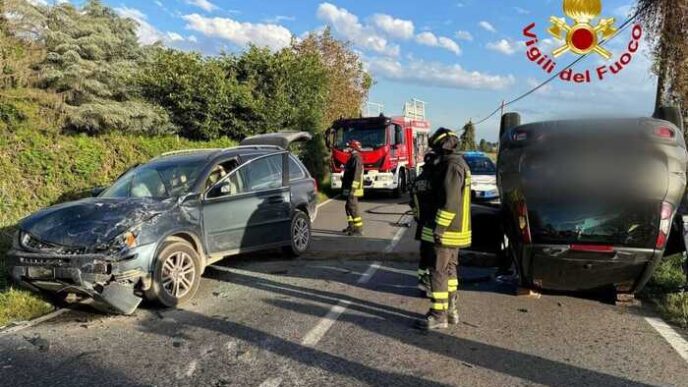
[500,100,505,118]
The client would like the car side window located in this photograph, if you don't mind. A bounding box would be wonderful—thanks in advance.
[207,168,246,199]
[245,155,283,191]
[288,155,306,181]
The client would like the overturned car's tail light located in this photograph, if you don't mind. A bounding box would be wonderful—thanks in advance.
[653,126,675,139]
[656,201,674,249]
[516,200,532,244]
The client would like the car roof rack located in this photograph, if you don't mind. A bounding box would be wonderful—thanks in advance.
[224,145,284,151]
[153,148,222,160]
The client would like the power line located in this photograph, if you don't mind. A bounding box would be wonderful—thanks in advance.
[472,3,653,127]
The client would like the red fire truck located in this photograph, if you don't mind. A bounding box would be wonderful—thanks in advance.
[326,100,432,196]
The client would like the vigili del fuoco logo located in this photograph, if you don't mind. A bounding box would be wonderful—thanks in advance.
[522,0,642,83]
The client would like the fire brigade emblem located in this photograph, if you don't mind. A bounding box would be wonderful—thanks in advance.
[548,0,617,59]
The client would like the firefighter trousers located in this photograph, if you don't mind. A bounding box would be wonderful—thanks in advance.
[429,246,459,318]
[344,194,363,230]
[418,240,435,281]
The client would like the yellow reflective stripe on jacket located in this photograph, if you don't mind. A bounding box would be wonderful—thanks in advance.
[432,292,449,300]
[435,210,455,226]
[462,173,471,232]
[448,278,459,287]
[431,303,447,311]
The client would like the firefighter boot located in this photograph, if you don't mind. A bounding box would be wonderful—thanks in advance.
[448,292,459,325]
[418,313,448,331]
[342,217,354,234]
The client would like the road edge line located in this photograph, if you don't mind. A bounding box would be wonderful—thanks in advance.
[645,317,688,362]
[301,262,380,347]
[0,308,70,336]
[317,195,340,209]
[384,216,410,254]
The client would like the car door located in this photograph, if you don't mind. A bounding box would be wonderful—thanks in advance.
[202,153,291,256]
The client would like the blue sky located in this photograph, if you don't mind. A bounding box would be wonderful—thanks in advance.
[60,0,654,141]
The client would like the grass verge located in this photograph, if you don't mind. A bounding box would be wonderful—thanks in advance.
[0,288,54,327]
[640,254,688,328]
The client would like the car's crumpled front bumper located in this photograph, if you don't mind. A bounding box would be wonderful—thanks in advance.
[7,244,156,315]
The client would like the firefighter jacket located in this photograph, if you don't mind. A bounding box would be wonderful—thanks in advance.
[420,151,472,248]
[410,154,440,241]
[342,151,364,197]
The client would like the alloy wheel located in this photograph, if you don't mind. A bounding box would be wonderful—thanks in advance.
[161,251,196,299]
[293,217,310,252]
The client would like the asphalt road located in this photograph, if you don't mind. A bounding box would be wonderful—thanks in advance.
[1,196,687,386]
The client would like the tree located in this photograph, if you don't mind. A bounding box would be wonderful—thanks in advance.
[459,121,476,151]
[293,28,372,180]
[637,0,688,121]
[31,0,172,134]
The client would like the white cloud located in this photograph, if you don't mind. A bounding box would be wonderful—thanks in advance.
[185,0,218,12]
[370,13,414,40]
[116,7,164,45]
[165,32,185,42]
[513,7,530,15]
[264,15,296,24]
[367,57,515,90]
[486,39,518,55]
[415,32,461,55]
[478,21,496,33]
[316,3,399,56]
[187,35,198,43]
[182,13,293,50]
[455,30,473,41]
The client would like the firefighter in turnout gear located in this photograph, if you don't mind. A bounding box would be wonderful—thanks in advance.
[410,150,439,297]
[341,139,364,236]
[419,128,472,330]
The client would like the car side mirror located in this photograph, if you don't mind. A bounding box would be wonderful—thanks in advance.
[178,192,200,205]
[91,186,106,197]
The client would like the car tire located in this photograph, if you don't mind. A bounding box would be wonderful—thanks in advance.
[499,112,521,140]
[283,210,311,257]
[146,240,202,308]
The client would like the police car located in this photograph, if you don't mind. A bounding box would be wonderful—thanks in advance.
[460,151,499,201]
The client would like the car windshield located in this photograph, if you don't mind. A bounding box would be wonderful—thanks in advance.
[101,161,206,199]
[465,157,496,175]
[335,127,387,149]
[528,201,659,248]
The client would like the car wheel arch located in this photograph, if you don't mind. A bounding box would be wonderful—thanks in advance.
[154,231,207,272]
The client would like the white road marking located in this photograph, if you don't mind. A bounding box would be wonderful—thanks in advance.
[301,262,380,347]
[258,377,283,387]
[645,317,688,362]
[316,195,340,209]
[0,308,70,336]
[184,360,198,377]
[384,215,411,253]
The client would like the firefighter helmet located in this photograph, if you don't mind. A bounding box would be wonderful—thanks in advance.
[430,128,459,153]
[347,139,362,151]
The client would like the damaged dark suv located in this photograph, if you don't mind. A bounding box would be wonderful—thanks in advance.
[7,132,318,314]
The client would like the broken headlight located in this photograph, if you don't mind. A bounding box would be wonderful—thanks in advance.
[112,231,138,250]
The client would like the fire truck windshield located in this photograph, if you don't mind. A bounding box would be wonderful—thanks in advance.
[334,126,387,149]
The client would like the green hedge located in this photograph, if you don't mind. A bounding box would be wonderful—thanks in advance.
[0,126,236,288]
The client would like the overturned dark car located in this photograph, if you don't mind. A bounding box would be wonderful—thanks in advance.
[7,132,318,314]
[497,108,688,295]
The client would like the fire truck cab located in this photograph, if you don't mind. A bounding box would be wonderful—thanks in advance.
[326,100,431,196]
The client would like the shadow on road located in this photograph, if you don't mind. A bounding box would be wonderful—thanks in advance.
[200,267,653,387]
